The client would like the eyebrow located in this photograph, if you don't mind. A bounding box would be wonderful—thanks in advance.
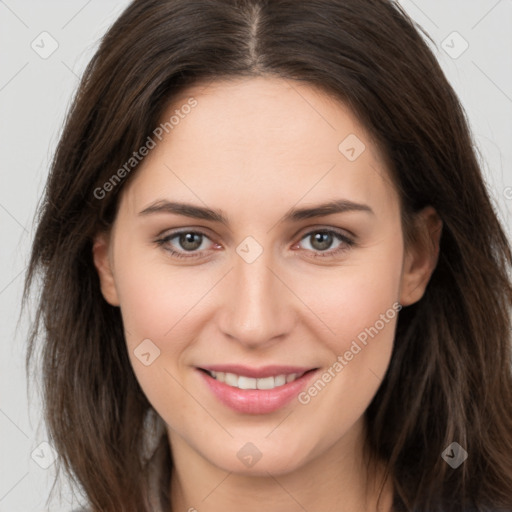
[138,199,374,225]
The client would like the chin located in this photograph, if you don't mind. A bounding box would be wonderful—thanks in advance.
[200,436,314,477]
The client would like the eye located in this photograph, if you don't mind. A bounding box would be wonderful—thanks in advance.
[155,227,355,260]
[293,228,355,259]
[155,230,217,259]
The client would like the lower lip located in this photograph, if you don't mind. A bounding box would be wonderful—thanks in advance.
[197,369,318,415]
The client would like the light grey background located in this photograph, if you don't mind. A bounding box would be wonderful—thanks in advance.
[1,1,511,510]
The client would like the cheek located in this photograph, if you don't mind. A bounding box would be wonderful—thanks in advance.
[113,251,212,416]
[291,240,403,442]
[294,238,403,355]
[112,244,226,404]
[112,234,207,333]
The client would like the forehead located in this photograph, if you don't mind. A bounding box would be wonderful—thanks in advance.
[120,76,399,222]
[164,76,375,158]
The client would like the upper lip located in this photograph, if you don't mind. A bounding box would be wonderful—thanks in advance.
[198,365,317,379]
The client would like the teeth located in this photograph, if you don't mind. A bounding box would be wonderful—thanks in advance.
[274,375,286,386]
[256,376,275,390]
[238,376,257,389]
[224,372,238,387]
[209,371,302,390]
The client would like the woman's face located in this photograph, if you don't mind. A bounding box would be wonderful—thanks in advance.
[94,76,439,476]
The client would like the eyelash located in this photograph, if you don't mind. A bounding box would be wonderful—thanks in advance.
[155,228,356,260]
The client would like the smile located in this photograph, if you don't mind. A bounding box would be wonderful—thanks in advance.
[205,370,307,390]
[197,365,319,414]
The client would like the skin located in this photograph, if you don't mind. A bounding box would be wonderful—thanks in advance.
[93,76,442,511]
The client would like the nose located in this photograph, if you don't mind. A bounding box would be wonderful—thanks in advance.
[217,246,296,349]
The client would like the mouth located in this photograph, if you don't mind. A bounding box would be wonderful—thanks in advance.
[196,365,319,414]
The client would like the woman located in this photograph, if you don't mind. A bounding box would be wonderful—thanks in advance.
[24,0,512,511]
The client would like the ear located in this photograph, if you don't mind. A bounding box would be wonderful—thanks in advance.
[399,206,443,307]
[92,230,120,306]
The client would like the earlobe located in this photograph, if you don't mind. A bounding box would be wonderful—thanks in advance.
[399,206,443,307]
[92,231,120,306]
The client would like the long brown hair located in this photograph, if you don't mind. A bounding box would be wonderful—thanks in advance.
[24,0,512,510]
